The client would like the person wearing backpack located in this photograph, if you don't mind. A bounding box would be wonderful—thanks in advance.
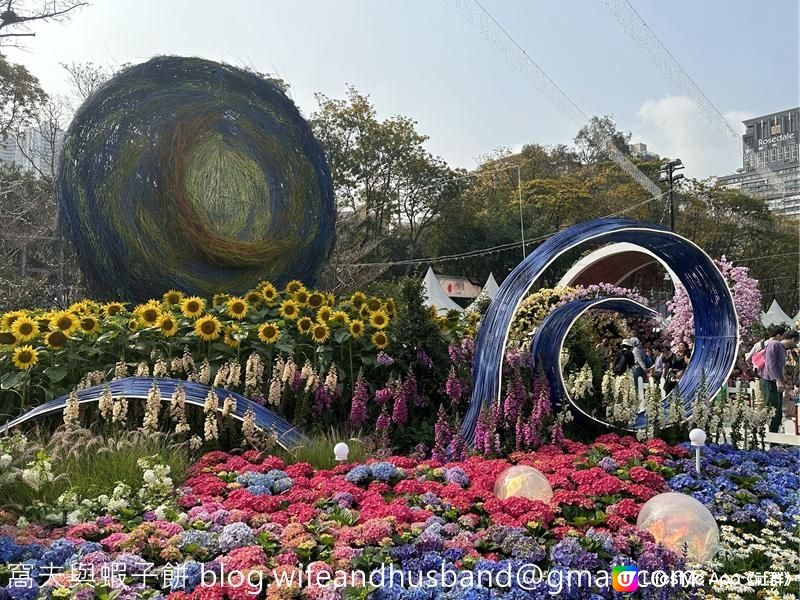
[760,329,799,433]
[747,325,785,376]
[611,340,634,376]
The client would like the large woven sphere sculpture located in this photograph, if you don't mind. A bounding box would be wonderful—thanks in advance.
[58,56,335,301]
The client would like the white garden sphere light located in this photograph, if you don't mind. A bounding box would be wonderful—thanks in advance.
[689,428,706,447]
[636,492,719,563]
[333,442,350,462]
[494,465,553,502]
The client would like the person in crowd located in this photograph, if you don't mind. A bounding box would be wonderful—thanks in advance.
[760,329,799,433]
[745,325,785,376]
[629,337,647,387]
[612,339,635,376]
[664,341,691,395]
[650,345,673,386]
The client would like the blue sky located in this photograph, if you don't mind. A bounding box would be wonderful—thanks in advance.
[7,0,799,179]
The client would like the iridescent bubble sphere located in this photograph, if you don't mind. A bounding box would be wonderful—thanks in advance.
[636,492,719,563]
[493,465,553,502]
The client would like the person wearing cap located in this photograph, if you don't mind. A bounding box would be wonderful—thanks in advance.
[612,339,635,376]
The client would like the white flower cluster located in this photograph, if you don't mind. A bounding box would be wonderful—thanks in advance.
[143,381,162,432]
[137,456,174,506]
[170,384,190,436]
[78,370,105,390]
[21,457,54,491]
[603,372,638,427]
[566,364,594,401]
[135,361,151,377]
[245,353,264,396]
[692,517,800,599]
[98,384,114,421]
[63,389,80,429]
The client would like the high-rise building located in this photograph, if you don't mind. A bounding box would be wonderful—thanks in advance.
[628,142,660,161]
[717,107,800,219]
[0,126,65,177]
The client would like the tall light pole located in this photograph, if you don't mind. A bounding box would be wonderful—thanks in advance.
[659,158,684,231]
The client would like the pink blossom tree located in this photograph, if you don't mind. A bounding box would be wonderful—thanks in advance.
[666,256,762,350]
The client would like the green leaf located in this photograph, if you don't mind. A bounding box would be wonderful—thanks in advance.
[44,366,68,383]
[1,370,27,389]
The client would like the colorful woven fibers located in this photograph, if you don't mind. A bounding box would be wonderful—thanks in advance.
[58,56,335,301]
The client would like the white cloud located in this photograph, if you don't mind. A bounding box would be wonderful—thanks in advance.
[631,95,754,179]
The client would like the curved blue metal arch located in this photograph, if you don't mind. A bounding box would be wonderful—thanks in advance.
[461,218,738,443]
[531,297,658,429]
[0,377,308,450]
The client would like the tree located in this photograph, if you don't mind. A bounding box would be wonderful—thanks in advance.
[574,115,632,165]
[0,53,46,138]
[0,0,86,47]
[311,86,461,286]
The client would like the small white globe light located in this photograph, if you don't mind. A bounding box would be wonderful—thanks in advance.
[637,492,719,562]
[333,442,349,462]
[494,465,553,502]
[689,428,706,447]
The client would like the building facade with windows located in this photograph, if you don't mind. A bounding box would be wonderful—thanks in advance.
[0,126,64,177]
[717,107,800,218]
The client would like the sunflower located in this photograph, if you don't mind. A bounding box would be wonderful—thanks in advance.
[1,310,25,330]
[180,296,206,318]
[0,331,17,345]
[45,329,68,349]
[293,289,310,306]
[79,316,100,335]
[224,324,242,347]
[317,306,332,322]
[371,331,389,350]
[350,292,367,308]
[359,305,371,319]
[279,299,300,320]
[348,319,365,338]
[225,297,249,320]
[127,319,138,332]
[245,290,264,307]
[325,292,335,306]
[307,292,325,310]
[285,280,304,293]
[194,315,222,342]
[163,289,184,306]
[12,345,39,370]
[385,298,397,318]
[331,310,350,325]
[311,322,330,344]
[135,301,162,328]
[50,310,79,334]
[369,310,389,330]
[258,282,278,304]
[212,293,230,307]
[297,317,314,335]
[102,302,125,317]
[257,322,281,344]
[11,315,39,342]
[158,314,179,337]
[366,297,382,312]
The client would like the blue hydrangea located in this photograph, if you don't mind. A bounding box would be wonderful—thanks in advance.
[178,530,219,554]
[0,536,21,562]
[444,467,469,487]
[218,522,254,553]
[369,462,398,481]
[37,539,76,568]
[345,465,371,484]
[272,477,293,494]
[5,579,39,600]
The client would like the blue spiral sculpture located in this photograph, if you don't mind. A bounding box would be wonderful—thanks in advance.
[461,218,738,443]
[531,297,658,428]
[0,377,307,450]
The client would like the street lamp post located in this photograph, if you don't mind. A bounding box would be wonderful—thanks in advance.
[659,158,684,231]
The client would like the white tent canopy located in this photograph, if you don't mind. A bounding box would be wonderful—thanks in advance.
[466,273,500,313]
[761,299,794,327]
[422,267,464,314]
